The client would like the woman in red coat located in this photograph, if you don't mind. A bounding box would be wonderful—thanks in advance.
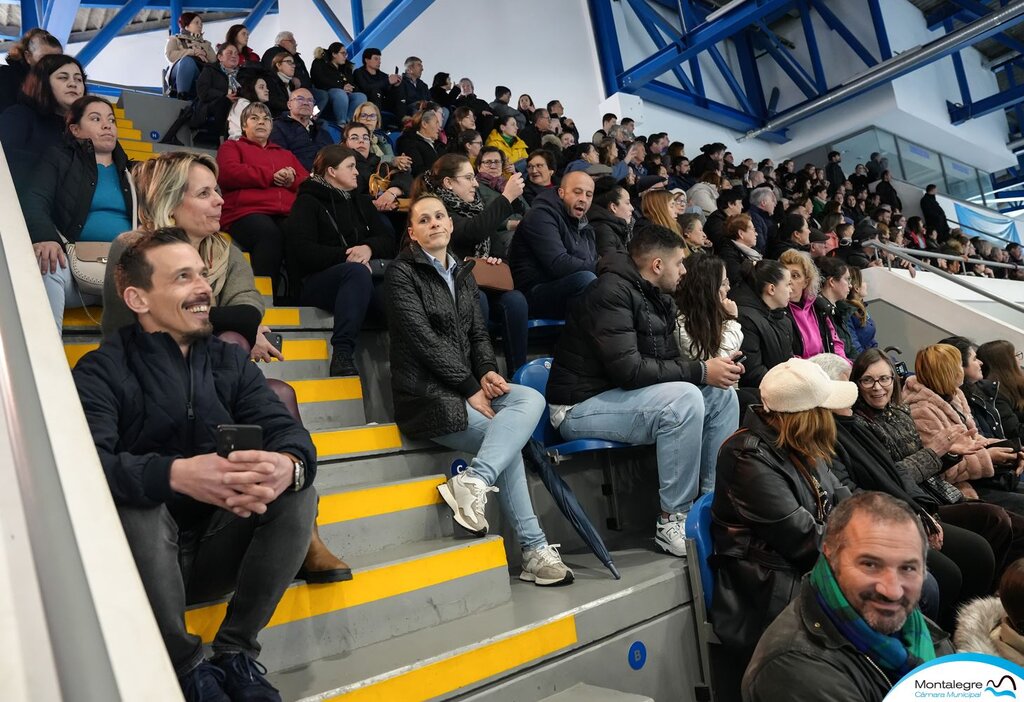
[217,101,307,295]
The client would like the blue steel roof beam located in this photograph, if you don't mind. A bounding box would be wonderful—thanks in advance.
[348,0,435,59]
[588,0,625,97]
[79,0,269,9]
[74,0,148,66]
[623,0,697,93]
[949,0,1024,55]
[617,0,797,90]
[20,0,40,35]
[735,30,769,117]
[242,0,276,31]
[947,18,973,107]
[926,2,1024,57]
[867,0,892,60]
[949,81,1024,123]
[168,0,181,32]
[678,0,707,101]
[632,79,789,141]
[44,0,80,45]
[310,0,353,44]
[351,0,365,34]
[752,21,820,99]
[808,0,878,67]
[743,0,1024,139]
[798,0,827,92]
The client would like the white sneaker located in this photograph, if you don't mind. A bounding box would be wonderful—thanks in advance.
[520,544,574,586]
[655,513,688,557]
[437,472,498,535]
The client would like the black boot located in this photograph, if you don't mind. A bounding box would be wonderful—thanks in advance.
[329,348,358,377]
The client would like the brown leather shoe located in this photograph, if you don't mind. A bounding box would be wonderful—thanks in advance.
[297,523,353,583]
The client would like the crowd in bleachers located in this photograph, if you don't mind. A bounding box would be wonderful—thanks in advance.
[6,18,1024,702]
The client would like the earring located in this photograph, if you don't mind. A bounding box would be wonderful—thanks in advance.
[168,215,176,225]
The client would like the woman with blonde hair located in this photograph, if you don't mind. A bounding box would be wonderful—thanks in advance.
[779,249,844,359]
[902,343,1011,501]
[641,189,682,237]
[102,151,280,363]
[711,358,855,699]
[686,171,722,215]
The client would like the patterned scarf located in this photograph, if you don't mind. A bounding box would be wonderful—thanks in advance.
[219,63,240,93]
[422,173,488,256]
[810,555,935,681]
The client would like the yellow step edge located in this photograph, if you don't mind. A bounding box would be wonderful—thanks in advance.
[263,308,301,327]
[278,338,328,361]
[65,342,99,367]
[290,377,361,404]
[330,615,578,702]
[312,424,402,457]
[121,140,154,152]
[254,276,273,296]
[118,128,142,140]
[317,475,443,525]
[63,307,102,327]
[185,537,507,643]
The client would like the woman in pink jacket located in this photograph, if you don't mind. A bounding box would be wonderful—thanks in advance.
[778,249,846,360]
[903,343,1022,503]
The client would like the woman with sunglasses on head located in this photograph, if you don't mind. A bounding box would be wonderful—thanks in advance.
[310,42,367,126]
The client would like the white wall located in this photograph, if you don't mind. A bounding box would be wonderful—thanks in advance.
[23,0,1016,174]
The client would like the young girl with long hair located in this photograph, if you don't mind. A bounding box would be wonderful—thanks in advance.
[675,254,742,361]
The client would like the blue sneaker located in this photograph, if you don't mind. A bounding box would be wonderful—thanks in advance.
[212,653,282,702]
[178,661,229,702]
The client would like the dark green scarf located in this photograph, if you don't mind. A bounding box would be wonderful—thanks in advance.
[810,555,935,681]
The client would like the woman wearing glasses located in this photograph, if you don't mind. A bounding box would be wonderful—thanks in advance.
[351,101,411,170]
[267,52,298,116]
[310,42,367,126]
[217,102,307,294]
[413,154,529,373]
[851,348,1024,576]
[342,122,411,214]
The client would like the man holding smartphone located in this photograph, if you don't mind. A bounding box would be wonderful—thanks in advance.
[73,227,317,702]
[546,225,741,558]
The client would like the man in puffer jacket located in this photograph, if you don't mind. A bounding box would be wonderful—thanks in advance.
[547,224,741,557]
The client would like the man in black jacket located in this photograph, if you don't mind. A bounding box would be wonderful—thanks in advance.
[74,228,317,702]
[547,225,741,557]
[743,493,953,702]
[747,186,777,254]
[824,150,845,195]
[509,170,598,319]
[389,56,431,118]
[920,184,951,243]
[708,189,744,253]
[352,47,401,111]
[519,109,553,152]
[269,88,334,171]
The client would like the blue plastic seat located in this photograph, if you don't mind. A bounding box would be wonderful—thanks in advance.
[512,357,629,457]
[526,319,565,330]
[684,491,715,611]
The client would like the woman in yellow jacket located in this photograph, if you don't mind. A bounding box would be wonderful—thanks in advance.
[485,115,529,174]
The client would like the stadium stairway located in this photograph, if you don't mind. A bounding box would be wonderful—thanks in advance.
[62,275,702,701]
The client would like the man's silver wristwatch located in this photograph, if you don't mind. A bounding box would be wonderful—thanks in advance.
[292,459,306,492]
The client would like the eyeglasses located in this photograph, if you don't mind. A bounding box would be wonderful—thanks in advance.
[857,375,894,388]
[452,173,477,182]
[280,59,295,65]
[346,135,371,143]
[1017,351,1024,362]
[470,140,483,146]
[479,159,502,166]
[291,97,314,104]
[356,112,378,120]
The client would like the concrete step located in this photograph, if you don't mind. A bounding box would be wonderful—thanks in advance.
[61,305,332,333]
[318,447,464,488]
[289,376,366,430]
[311,422,410,462]
[271,548,693,702]
[186,536,512,674]
[316,474,452,558]
[540,683,654,702]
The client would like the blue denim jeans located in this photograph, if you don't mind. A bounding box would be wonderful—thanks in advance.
[433,384,547,550]
[558,382,739,515]
[325,88,367,125]
[170,57,201,97]
[526,270,596,320]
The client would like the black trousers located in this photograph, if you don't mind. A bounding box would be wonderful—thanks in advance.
[227,214,287,286]
[117,488,316,675]
[926,520,995,630]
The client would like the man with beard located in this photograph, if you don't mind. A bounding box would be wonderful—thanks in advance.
[743,492,953,702]
[73,227,317,702]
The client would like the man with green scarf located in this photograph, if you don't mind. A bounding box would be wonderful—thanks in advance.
[743,492,953,702]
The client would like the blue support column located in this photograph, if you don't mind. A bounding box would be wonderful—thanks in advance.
[623,0,696,93]
[798,0,827,92]
[74,0,146,66]
[735,31,768,117]
[866,0,891,60]
[351,0,364,34]
[946,19,972,107]
[348,0,436,60]
[949,80,1024,123]
[43,0,79,46]
[242,0,276,30]
[753,21,819,99]
[809,0,878,67]
[21,0,40,31]
[677,0,705,101]
[310,0,353,44]
[588,0,623,97]
[168,0,181,33]
[633,80,788,141]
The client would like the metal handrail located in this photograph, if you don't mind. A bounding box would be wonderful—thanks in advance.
[883,244,1023,271]
[864,240,1024,317]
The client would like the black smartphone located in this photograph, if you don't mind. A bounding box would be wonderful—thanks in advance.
[734,354,747,365]
[217,424,263,458]
[988,438,1016,450]
[264,331,284,353]
[893,360,910,379]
